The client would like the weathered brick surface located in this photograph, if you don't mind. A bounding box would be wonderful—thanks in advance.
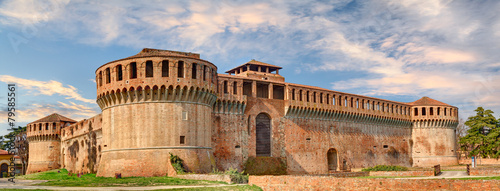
[470,168,500,176]
[176,174,232,183]
[249,175,500,191]
[26,49,460,177]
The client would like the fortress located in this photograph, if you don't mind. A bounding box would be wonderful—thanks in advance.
[25,48,459,176]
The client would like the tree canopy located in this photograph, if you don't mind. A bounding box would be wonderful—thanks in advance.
[459,107,500,158]
[0,126,25,151]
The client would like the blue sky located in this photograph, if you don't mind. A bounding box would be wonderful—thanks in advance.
[1,0,500,136]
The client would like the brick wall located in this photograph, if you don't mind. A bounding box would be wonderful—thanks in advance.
[470,168,500,176]
[249,175,500,191]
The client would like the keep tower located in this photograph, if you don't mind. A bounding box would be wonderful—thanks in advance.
[410,97,459,167]
[95,48,218,177]
[26,113,76,174]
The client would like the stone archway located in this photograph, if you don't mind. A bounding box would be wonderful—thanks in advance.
[256,113,271,156]
[327,148,338,172]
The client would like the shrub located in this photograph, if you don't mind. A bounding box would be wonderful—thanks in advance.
[169,153,185,173]
[225,168,248,184]
[361,165,408,172]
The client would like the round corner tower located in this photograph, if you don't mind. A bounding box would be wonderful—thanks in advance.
[410,97,459,167]
[26,113,76,174]
[95,48,218,177]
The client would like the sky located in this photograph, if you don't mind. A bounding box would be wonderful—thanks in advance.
[1,0,499,136]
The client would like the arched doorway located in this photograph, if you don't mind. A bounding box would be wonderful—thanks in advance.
[327,148,338,172]
[256,113,271,156]
[1,163,8,178]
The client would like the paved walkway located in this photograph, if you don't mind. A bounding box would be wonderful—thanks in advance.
[0,179,244,190]
[398,171,489,179]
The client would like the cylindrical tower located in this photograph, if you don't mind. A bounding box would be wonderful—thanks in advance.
[26,113,76,174]
[95,48,218,177]
[410,97,459,167]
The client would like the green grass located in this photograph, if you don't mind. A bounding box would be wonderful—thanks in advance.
[17,169,227,187]
[154,185,262,191]
[361,165,408,172]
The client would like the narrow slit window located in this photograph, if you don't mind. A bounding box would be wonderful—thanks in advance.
[203,65,207,81]
[224,81,228,93]
[233,81,237,95]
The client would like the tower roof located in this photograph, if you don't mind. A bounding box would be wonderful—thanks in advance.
[225,59,282,74]
[408,97,451,106]
[124,48,200,60]
[30,113,77,124]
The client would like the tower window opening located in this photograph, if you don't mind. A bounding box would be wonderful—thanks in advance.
[414,108,419,116]
[313,92,316,103]
[180,136,185,144]
[224,81,228,94]
[130,62,137,79]
[162,60,169,77]
[437,107,441,115]
[444,108,447,116]
[422,107,426,115]
[98,71,102,86]
[117,65,123,81]
[203,65,207,81]
[177,61,184,78]
[306,91,310,102]
[291,89,295,100]
[105,67,111,83]
[233,81,237,95]
[192,63,197,79]
[299,90,303,101]
[326,94,330,104]
[145,60,153,78]
[430,107,434,115]
[319,93,323,104]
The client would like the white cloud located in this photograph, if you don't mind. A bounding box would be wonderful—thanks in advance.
[0,75,94,103]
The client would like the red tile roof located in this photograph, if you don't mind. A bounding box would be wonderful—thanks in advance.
[30,113,77,124]
[408,97,451,106]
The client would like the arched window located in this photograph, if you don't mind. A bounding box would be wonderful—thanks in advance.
[116,65,123,81]
[256,113,271,156]
[306,91,310,102]
[145,60,153,77]
[444,108,447,116]
[98,71,102,86]
[344,97,348,107]
[414,108,419,116]
[313,92,316,103]
[437,107,441,115]
[130,62,137,79]
[319,93,323,104]
[422,107,426,115]
[326,94,330,104]
[223,81,228,94]
[233,81,237,95]
[105,67,111,83]
[291,89,295,100]
[299,90,303,101]
[162,60,169,77]
[332,95,336,105]
[177,61,184,78]
[192,63,197,79]
[338,96,342,106]
[430,107,434,115]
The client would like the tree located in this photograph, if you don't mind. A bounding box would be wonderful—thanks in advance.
[459,107,499,158]
[0,126,26,151]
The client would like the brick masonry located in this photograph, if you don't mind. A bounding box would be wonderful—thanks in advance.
[26,48,460,177]
[249,175,500,191]
[368,171,433,177]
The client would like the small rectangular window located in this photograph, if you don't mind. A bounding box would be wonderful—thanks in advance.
[117,65,123,81]
[180,136,185,144]
[383,145,388,148]
[182,111,188,120]
[106,68,111,83]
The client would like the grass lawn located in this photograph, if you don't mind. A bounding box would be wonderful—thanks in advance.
[17,169,227,187]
